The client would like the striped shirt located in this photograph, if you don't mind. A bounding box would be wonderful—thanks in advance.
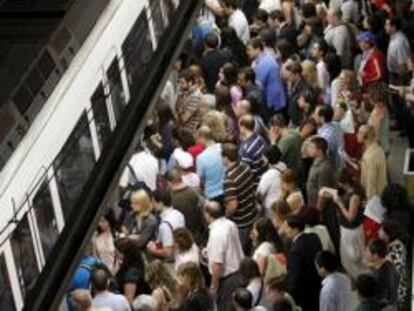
[224,162,257,228]
[176,89,203,133]
[239,133,267,184]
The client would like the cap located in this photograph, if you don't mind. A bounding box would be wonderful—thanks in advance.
[173,148,194,169]
[356,31,375,44]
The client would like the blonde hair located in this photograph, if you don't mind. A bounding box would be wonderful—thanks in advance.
[339,69,358,91]
[130,190,152,216]
[301,60,318,89]
[203,111,227,143]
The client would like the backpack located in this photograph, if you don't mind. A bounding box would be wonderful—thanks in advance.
[117,163,151,225]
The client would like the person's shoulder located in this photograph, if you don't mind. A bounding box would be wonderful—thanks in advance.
[172,207,185,219]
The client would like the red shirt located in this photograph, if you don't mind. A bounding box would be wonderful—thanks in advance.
[371,0,387,9]
[187,143,206,165]
[361,48,386,88]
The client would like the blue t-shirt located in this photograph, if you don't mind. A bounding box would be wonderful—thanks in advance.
[196,143,225,199]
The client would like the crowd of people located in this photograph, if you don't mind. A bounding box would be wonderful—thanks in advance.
[66,0,414,310]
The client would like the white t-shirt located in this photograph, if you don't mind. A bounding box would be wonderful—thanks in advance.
[157,208,185,248]
[247,279,265,306]
[175,243,200,270]
[228,9,250,44]
[257,162,286,210]
[119,150,159,191]
[259,0,282,13]
[316,61,330,91]
[182,172,201,189]
[207,217,244,276]
[253,242,275,262]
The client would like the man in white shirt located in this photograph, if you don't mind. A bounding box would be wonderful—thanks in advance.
[222,0,250,44]
[324,8,354,69]
[147,188,185,260]
[256,145,286,215]
[119,146,159,192]
[204,201,244,311]
[315,251,352,311]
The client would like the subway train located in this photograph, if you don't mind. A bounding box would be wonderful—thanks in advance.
[0,0,178,309]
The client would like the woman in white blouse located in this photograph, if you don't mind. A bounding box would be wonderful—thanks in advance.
[92,210,119,275]
[250,217,283,275]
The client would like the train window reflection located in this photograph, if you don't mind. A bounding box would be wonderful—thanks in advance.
[10,214,39,298]
[122,10,153,99]
[53,112,96,220]
[106,60,126,122]
[91,84,111,150]
[151,0,166,41]
[32,182,59,260]
[0,254,15,311]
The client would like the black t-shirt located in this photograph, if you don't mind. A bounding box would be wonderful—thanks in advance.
[181,289,212,311]
[200,49,230,93]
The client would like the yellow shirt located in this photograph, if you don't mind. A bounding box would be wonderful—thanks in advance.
[361,143,387,200]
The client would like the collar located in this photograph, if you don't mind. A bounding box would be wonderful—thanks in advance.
[160,207,173,219]
[292,232,304,243]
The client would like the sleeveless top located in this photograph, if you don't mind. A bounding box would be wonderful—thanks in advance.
[339,192,364,229]
[368,110,390,154]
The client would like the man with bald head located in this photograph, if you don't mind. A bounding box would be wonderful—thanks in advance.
[204,200,244,311]
[324,8,354,69]
[91,268,131,311]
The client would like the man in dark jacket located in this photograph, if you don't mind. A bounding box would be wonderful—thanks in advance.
[200,32,230,93]
[282,60,313,127]
[367,239,399,308]
[284,215,323,311]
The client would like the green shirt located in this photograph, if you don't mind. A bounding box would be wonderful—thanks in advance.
[277,130,302,173]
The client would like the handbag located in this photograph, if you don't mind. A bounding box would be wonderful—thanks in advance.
[264,253,287,283]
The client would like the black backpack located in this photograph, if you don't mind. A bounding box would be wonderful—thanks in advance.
[117,163,151,225]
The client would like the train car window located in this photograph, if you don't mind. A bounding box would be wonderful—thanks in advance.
[53,112,96,220]
[10,214,39,298]
[0,254,16,311]
[32,182,59,260]
[162,0,175,22]
[91,83,111,149]
[122,10,153,100]
[13,85,34,115]
[37,51,56,81]
[151,0,166,41]
[106,60,126,122]
[25,68,44,97]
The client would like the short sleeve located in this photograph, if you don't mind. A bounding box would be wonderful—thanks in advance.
[257,171,271,196]
[208,231,226,264]
[255,242,274,258]
[158,223,174,247]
